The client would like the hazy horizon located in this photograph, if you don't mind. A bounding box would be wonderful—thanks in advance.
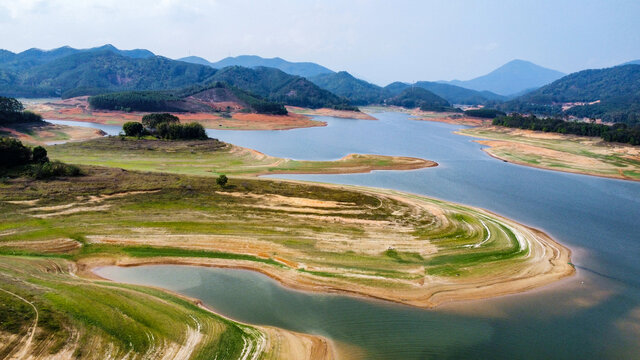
[1,0,639,85]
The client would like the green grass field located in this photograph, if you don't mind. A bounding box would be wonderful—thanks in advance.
[45,137,433,177]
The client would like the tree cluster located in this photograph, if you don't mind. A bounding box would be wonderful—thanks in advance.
[464,108,506,119]
[493,114,640,145]
[156,122,207,140]
[0,97,43,124]
[123,113,207,140]
[0,138,80,178]
[88,91,181,112]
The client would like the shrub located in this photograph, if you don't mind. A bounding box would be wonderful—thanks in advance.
[32,146,49,164]
[0,137,32,167]
[122,122,144,137]
[216,174,228,187]
[30,161,81,179]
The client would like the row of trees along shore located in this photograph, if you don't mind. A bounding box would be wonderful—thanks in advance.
[493,114,640,145]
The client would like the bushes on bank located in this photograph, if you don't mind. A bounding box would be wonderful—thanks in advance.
[0,138,81,179]
[30,161,81,179]
[493,114,640,145]
[464,108,506,119]
[0,137,32,167]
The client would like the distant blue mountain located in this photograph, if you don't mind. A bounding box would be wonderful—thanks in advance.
[177,56,214,66]
[621,59,640,66]
[443,59,565,96]
[179,55,334,78]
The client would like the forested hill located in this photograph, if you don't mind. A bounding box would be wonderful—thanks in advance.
[87,82,288,115]
[385,87,452,111]
[307,70,505,106]
[382,81,505,105]
[309,71,386,105]
[0,45,351,109]
[209,66,350,109]
[0,50,217,98]
[501,64,640,124]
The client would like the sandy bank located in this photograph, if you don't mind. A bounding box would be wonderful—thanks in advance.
[287,106,377,120]
[0,123,105,145]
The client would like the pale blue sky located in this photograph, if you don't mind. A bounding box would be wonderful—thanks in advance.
[0,0,639,85]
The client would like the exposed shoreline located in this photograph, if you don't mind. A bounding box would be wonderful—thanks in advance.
[457,126,640,182]
[24,97,329,131]
[47,137,438,178]
[287,106,377,120]
[80,184,574,310]
[476,140,640,182]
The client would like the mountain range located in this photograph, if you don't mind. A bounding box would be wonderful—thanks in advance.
[308,71,506,105]
[1,44,639,123]
[179,55,334,78]
[0,46,345,108]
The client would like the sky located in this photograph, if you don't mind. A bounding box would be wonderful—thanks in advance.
[1,0,639,85]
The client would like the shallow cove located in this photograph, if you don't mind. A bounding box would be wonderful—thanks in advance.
[81,112,639,358]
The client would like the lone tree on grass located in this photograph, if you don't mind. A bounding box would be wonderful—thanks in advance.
[216,174,228,187]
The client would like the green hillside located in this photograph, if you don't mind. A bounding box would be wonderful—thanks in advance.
[0,50,217,98]
[309,71,385,105]
[209,66,349,108]
[383,81,504,105]
[502,64,640,124]
[385,87,452,111]
[88,82,287,115]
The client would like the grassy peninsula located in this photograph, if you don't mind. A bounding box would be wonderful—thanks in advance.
[459,126,640,181]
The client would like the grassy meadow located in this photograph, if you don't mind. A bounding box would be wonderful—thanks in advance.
[46,137,434,177]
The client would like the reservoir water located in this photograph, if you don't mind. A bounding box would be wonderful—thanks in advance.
[80,112,639,358]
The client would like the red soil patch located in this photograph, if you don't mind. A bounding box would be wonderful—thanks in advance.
[28,97,326,130]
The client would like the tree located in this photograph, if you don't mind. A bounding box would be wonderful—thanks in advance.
[0,137,32,168]
[123,122,144,137]
[0,97,24,113]
[141,113,179,130]
[216,174,228,187]
[32,146,49,164]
